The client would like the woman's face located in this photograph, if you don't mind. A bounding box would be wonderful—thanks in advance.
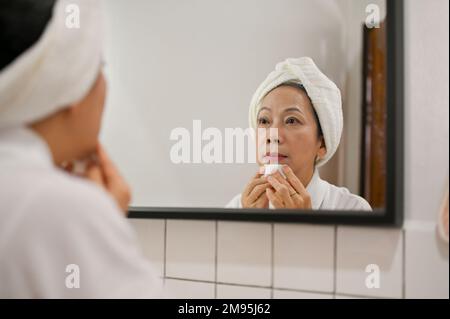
[256,85,326,178]
[70,71,107,158]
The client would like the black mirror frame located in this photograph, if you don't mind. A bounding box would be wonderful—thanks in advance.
[128,0,404,227]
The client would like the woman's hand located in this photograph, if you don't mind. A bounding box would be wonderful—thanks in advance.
[61,144,132,215]
[265,165,312,209]
[241,169,270,208]
[84,144,132,214]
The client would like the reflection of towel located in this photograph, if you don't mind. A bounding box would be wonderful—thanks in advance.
[0,0,103,128]
[248,57,343,167]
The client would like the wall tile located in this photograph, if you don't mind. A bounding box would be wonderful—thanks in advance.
[166,220,215,281]
[217,222,271,286]
[128,218,165,277]
[163,279,215,299]
[405,223,449,298]
[273,289,333,299]
[273,224,335,292]
[336,226,403,298]
[217,284,271,299]
[334,294,371,299]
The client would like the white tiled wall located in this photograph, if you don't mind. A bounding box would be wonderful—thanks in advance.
[273,289,333,299]
[129,219,448,299]
[128,219,165,277]
[163,278,215,299]
[404,222,449,298]
[166,220,215,281]
[336,227,403,298]
[217,284,271,299]
[273,224,335,293]
[217,222,272,287]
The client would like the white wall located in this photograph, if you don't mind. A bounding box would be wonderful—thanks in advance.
[100,0,352,207]
[128,0,449,299]
[404,0,449,223]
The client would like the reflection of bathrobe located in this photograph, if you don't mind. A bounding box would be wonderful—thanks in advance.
[0,127,163,298]
[226,168,372,210]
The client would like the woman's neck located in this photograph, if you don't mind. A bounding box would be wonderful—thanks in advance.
[295,166,316,188]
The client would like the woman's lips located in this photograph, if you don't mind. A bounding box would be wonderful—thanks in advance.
[263,153,288,163]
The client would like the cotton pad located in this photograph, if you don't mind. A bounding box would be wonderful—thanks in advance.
[264,164,286,178]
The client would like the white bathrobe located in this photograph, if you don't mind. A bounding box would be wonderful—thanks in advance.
[226,169,372,210]
[0,126,163,298]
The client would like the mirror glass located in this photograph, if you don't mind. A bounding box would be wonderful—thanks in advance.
[101,0,388,212]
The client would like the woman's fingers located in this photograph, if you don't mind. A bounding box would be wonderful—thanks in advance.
[254,191,269,208]
[85,162,104,187]
[267,175,294,207]
[96,144,119,183]
[243,166,312,209]
[243,174,266,198]
[241,168,269,208]
[266,188,283,208]
[290,192,305,208]
[60,161,74,173]
[247,182,270,203]
[95,143,132,213]
[242,166,313,209]
[272,171,296,194]
[282,165,309,196]
[97,144,125,185]
[270,172,297,208]
[282,165,312,207]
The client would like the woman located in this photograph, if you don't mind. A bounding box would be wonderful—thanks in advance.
[0,0,162,298]
[227,57,371,210]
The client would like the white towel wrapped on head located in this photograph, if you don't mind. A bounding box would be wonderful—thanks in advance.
[248,57,343,167]
[0,0,103,128]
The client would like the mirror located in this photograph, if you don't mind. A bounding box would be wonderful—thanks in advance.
[101,0,404,225]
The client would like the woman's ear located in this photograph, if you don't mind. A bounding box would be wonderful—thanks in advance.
[317,136,326,159]
[60,102,80,121]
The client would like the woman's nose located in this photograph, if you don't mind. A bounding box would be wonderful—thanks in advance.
[266,136,280,144]
[266,126,283,144]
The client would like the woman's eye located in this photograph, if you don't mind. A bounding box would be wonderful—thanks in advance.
[286,117,300,124]
[257,117,270,125]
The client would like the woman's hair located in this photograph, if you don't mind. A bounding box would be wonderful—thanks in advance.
[0,0,56,71]
[266,81,324,139]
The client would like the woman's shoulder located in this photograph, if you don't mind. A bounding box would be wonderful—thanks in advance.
[323,182,372,211]
[226,193,242,208]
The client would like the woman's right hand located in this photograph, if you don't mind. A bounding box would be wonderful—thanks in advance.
[83,144,132,214]
[241,168,270,208]
[60,144,132,215]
